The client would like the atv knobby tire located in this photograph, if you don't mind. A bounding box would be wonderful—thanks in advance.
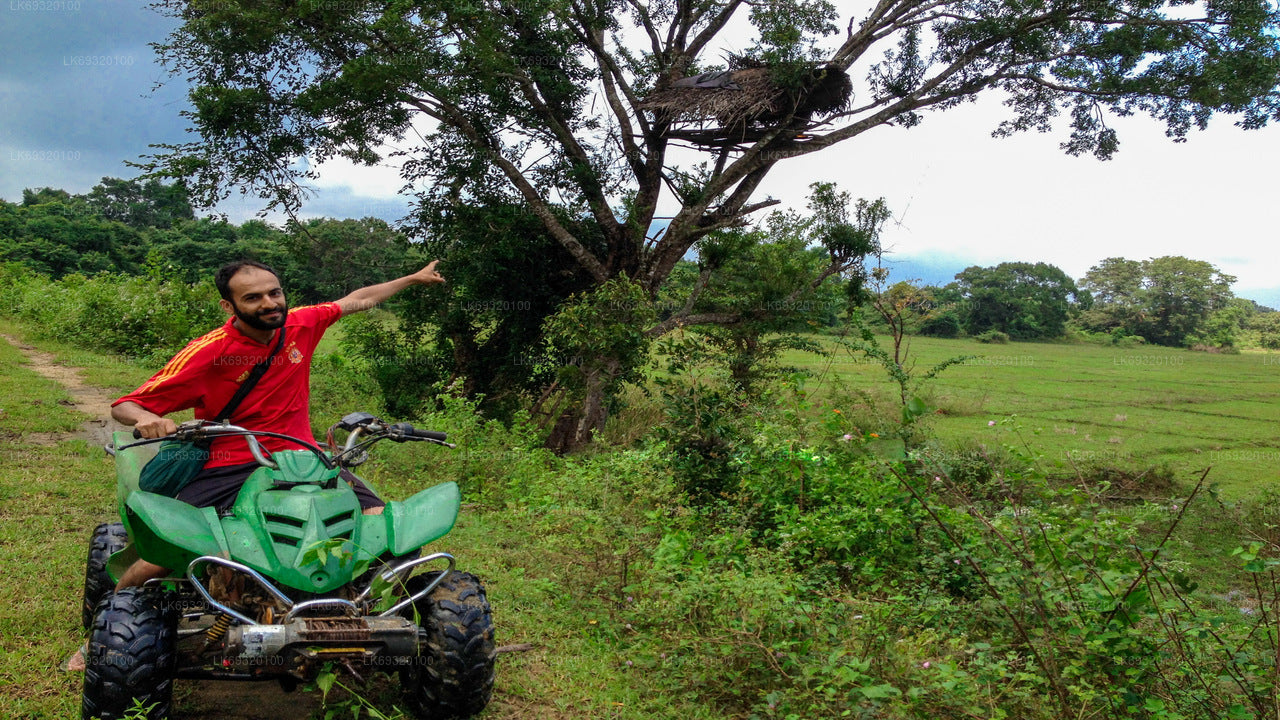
[82,587,178,720]
[401,571,496,719]
[82,522,128,630]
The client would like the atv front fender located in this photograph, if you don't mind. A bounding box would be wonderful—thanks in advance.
[385,481,460,556]
[124,492,225,570]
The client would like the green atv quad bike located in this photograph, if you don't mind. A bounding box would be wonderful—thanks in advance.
[80,412,496,720]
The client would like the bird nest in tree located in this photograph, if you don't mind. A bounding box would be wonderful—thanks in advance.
[640,62,853,148]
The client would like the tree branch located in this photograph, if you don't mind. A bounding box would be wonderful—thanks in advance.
[402,94,609,283]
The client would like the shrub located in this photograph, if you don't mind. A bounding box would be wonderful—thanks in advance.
[918,309,963,338]
[3,269,222,364]
[974,329,1010,344]
[339,312,446,419]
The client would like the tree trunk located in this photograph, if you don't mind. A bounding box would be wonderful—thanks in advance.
[543,358,621,454]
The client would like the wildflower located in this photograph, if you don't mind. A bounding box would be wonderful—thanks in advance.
[869,433,879,438]
[842,434,853,442]
[922,661,931,668]
[832,409,842,414]
[988,420,997,426]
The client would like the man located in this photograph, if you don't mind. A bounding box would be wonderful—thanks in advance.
[110,258,445,588]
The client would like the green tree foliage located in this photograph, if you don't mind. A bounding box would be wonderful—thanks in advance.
[339,199,605,421]
[0,178,415,308]
[144,0,1280,448]
[1076,256,1146,337]
[82,176,195,229]
[658,203,852,393]
[1141,255,1238,346]
[1078,256,1237,346]
[2,190,148,277]
[280,217,412,301]
[1193,296,1254,349]
[650,205,858,496]
[954,262,1082,339]
[914,283,965,338]
[1250,310,1280,349]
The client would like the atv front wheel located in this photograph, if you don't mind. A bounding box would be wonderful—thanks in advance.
[400,571,496,719]
[82,587,177,720]
[81,522,128,630]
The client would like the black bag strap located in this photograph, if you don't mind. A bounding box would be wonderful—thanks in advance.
[214,326,286,423]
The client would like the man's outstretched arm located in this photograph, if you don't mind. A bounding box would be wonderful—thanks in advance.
[334,261,446,316]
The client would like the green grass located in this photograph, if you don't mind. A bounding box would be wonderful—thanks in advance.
[781,334,1280,498]
[0,334,114,717]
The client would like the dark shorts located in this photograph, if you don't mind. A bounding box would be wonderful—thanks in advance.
[175,462,385,511]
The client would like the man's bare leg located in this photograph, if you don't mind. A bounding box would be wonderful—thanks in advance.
[115,559,171,590]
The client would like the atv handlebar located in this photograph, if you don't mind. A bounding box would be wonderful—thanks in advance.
[130,422,304,469]
[388,423,449,442]
[126,415,451,471]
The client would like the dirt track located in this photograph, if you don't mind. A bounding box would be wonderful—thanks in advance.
[0,333,127,447]
[2,333,323,719]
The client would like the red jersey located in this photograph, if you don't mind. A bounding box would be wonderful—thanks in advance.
[113,303,343,468]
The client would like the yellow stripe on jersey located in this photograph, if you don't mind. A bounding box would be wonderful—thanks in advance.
[137,329,228,394]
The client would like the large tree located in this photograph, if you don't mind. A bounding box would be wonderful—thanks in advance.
[1079,255,1237,345]
[146,0,1280,449]
[954,261,1083,339]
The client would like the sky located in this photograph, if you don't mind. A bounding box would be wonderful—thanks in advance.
[2,1,1278,305]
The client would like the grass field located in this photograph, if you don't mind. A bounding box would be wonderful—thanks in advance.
[781,333,1280,498]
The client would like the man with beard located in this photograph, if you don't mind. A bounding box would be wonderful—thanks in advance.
[108,258,445,589]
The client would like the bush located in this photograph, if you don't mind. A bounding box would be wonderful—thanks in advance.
[654,381,743,504]
[2,268,222,364]
[918,309,963,338]
[339,312,447,419]
[974,329,1010,344]
[1240,483,1280,548]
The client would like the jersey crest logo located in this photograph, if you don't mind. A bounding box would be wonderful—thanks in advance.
[289,346,304,364]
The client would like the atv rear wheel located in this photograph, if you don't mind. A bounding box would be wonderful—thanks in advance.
[82,587,178,720]
[81,522,128,630]
[400,571,496,719]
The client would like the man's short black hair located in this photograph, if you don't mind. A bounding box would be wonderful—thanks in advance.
[215,260,281,301]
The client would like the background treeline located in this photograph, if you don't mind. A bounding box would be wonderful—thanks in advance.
[1,178,419,305]
[871,259,1278,349]
[7,178,1275,363]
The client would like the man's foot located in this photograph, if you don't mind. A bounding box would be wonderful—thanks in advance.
[65,643,87,672]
